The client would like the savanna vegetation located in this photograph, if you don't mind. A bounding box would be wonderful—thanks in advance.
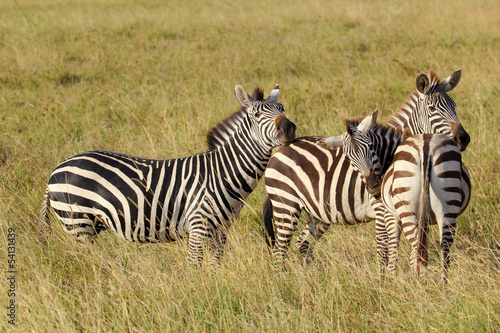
[0,0,499,331]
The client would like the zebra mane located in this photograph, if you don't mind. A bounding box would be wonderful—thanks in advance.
[206,87,265,151]
[344,118,411,140]
[384,71,444,128]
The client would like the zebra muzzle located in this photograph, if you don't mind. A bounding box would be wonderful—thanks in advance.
[276,117,297,145]
[451,122,470,152]
[365,173,382,199]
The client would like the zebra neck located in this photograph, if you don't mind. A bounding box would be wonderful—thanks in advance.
[374,128,405,173]
[384,93,423,134]
[208,127,272,197]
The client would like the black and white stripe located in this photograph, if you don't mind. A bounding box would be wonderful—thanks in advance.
[263,70,470,266]
[41,85,296,265]
[321,110,471,279]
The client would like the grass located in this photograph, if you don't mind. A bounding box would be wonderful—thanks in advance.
[1,0,499,331]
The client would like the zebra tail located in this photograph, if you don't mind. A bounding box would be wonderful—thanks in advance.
[417,153,431,269]
[262,196,276,249]
[39,187,52,235]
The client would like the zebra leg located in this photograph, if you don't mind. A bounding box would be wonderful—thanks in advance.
[400,215,425,277]
[296,214,329,265]
[439,217,457,283]
[187,219,209,266]
[370,197,389,272]
[272,212,300,265]
[59,212,103,243]
[385,211,402,273]
[208,229,228,268]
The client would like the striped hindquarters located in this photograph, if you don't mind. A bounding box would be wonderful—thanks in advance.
[382,134,471,272]
[383,134,470,218]
[48,150,208,242]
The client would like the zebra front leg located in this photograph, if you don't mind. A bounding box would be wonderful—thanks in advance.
[187,220,210,267]
[374,216,389,273]
[370,197,389,272]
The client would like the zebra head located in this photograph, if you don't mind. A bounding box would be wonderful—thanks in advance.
[411,69,470,151]
[319,110,384,197]
[235,84,296,148]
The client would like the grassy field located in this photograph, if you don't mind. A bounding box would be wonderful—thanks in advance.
[1,0,499,331]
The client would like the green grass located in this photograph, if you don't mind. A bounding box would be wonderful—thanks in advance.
[1,0,499,331]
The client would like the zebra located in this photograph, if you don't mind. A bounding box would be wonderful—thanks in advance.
[263,70,470,266]
[319,109,471,279]
[40,84,296,265]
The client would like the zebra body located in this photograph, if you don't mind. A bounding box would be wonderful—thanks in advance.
[47,150,248,243]
[263,70,470,265]
[321,110,471,278]
[42,85,296,264]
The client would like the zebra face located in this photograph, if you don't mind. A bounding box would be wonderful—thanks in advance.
[342,131,383,198]
[319,109,383,197]
[415,70,470,151]
[235,85,296,148]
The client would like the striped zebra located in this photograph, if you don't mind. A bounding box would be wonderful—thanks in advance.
[263,70,470,266]
[320,110,471,279]
[40,85,296,265]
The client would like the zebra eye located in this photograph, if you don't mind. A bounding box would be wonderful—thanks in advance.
[428,105,436,111]
[254,111,261,117]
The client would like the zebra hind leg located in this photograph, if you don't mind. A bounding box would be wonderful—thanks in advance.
[59,212,104,244]
[272,212,301,271]
[295,215,330,266]
[440,217,457,283]
[385,211,402,274]
[187,232,205,267]
[401,215,427,278]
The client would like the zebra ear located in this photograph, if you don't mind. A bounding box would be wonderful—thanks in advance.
[266,84,280,102]
[443,69,461,92]
[318,135,344,150]
[416,73,430,95]
[235,85,254,107]
[357,109,379,133]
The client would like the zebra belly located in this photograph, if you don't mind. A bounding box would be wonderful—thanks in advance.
[48,184,197,243]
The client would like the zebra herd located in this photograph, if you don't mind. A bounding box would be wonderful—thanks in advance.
[41,70,471,278]
[319,110,470,280]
